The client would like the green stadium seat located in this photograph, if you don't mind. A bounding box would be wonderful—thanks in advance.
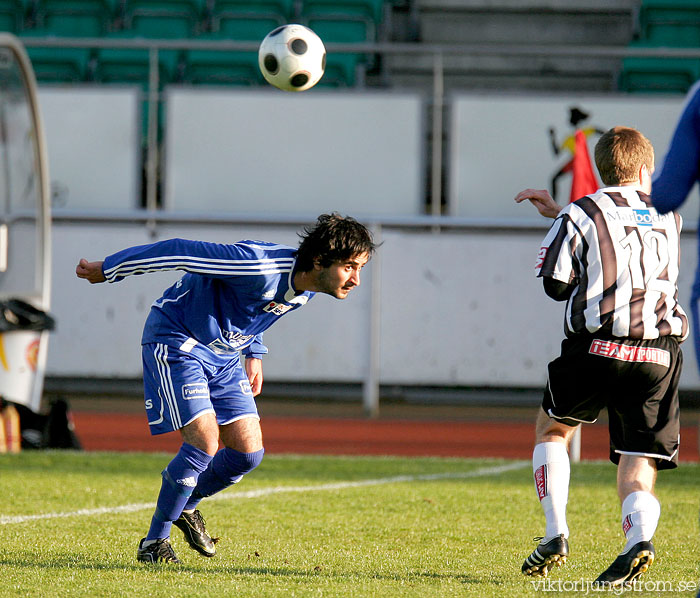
[620,37,700,94]
[304,13,377,74]
[300,0,384,25]
[95,47,176,85]
[22,0,102,82]
[122,0,203,37]
[301,0,381,74]
[22,42,94,81]
[94,32,174,144]
[306,14,373,42]
[213,0,294,20]
[211,13,282,40]
[94,32,181,87]
[318,51,363,86]
[639,0,700,47]
[182,50,262,85]
[183,32,263,85]
[209,1,293,40]
[32,0,111,37]
[643,24,700,47]
[0,0,24,33]
[619,56,700,94]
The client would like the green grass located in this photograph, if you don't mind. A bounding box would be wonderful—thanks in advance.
[0,453,697,597]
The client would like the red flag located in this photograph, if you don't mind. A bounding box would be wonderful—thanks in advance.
[569,129,599,202]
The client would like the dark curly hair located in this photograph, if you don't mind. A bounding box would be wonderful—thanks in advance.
[296,213,376,272]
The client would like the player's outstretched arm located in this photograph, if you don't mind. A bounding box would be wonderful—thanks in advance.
[514,188,562,219]
[76,258,106,284]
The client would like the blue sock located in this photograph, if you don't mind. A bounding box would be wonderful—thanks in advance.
[184,447,264,511]
[146,443,213,541]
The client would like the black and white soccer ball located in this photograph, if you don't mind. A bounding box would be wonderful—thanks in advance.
[258,24,326,92]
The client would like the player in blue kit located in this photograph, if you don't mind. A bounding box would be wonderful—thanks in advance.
[76,213,376,564]
[649,81,700,371]
[646,80,700,598]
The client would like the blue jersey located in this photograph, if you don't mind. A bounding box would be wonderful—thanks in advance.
[651,81,700,372]
[102,238,315,367]
[652,80,700,216]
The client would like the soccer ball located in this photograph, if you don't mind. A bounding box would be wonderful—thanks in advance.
[258,24,326,92]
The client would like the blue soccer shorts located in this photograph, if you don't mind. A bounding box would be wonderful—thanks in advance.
[142,342,259,435]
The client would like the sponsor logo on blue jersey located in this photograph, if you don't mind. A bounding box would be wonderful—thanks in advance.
[223,331,255,348]
[207,339,238,355]
[182,382,209,400]
[263,301,294,315]
[633,209,653,226]
[207,332,255,355]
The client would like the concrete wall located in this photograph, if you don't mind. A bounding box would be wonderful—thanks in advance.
[38,86,141,210]
[36,86,694,222]
[449,93,693,221]
[21,86,700,393]
[163,88,424,217]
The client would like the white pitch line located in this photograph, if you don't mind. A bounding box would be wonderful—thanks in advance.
[0,461,528,526]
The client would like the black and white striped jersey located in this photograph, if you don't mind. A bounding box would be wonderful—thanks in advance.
[536,186,689,340]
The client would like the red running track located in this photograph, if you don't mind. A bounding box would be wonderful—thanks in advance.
[71,412,700,462]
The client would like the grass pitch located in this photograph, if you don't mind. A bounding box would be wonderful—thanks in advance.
[0,452,697,597]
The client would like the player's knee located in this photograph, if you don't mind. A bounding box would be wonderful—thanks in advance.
[535,411,578,444]
[220,447,264,482]
[241,447,265,472]
[219,416,263,453]
[181,413,221,455]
